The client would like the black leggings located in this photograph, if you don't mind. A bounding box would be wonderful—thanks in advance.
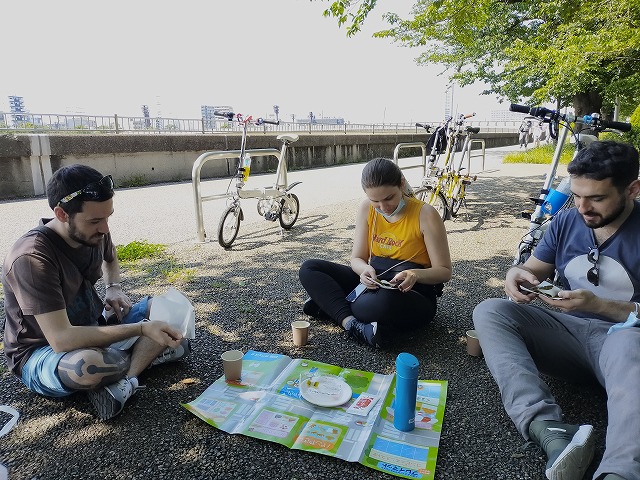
[298,259,437,343]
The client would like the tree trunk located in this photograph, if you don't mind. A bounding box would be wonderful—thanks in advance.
[573,91,603,134]
[573,91,603,117]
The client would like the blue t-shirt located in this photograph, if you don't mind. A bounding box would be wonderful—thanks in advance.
[534,201,640,319]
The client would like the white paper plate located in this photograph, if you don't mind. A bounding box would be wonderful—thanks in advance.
[300,375,353,407]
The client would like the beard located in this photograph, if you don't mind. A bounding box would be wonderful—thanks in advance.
[581,196,627,229]
[68,218,105,247]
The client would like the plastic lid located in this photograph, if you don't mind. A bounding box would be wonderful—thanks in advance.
[396,352,419,378]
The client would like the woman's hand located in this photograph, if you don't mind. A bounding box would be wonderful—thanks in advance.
[391,270,418,292]
[360,265,380,289]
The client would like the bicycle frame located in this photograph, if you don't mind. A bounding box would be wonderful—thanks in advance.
[420,114,479,219]
[191,111,301,244]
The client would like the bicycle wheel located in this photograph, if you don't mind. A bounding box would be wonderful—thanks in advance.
[217,205,242,248]
[279,193,299,229]
[414,187,448,221]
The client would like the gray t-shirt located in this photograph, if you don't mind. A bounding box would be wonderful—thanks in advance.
[2,219,114,376]
[534,201,640,319]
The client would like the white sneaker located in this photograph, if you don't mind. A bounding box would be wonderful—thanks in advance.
[87,376,144,420]
[150,338,192,367]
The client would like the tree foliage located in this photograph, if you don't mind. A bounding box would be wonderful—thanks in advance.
[321,0,640,116]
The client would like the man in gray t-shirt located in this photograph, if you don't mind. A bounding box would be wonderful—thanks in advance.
[2,164,189,420]
[474,141,640,480]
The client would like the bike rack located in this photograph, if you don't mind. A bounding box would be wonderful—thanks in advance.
[192,148,281,242]
[392,142,428,177]
[466,139,486,172]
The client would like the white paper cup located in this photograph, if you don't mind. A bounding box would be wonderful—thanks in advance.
[291,320,311,346]
[466,329,482,357]
[221,350,243,381]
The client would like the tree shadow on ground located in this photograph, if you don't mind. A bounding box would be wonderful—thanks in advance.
[0,175,608,480]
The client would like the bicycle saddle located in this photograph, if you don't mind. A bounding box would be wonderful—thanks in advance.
[277,134,299,143]
[465,126,480,134]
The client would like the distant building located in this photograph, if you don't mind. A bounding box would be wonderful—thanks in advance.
[295,117,345,125]
[490,109,527,122]
[201,105,233,129]
[65,116,97,129]
[8,95,27,126]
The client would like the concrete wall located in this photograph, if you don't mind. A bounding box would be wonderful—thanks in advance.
[0,132,518,199]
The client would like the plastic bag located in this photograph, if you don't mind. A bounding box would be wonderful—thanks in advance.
[149,288,196,339]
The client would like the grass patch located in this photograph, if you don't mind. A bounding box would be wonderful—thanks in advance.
[503,143,575,164]
[118,174,149,188]
[116,240,166,262]
[159,259,197,284]
[115,240,197,287]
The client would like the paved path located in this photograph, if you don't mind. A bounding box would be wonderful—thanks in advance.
[0,145,562,259]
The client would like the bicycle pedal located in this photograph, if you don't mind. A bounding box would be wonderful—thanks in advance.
[264,212,278,221]
[521,210,533,219]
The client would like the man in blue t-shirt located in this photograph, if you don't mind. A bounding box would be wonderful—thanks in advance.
[474,141,640,480]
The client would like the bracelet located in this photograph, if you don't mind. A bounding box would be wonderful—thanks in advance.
[634,302,640,317]
[139,318,149,337]
[105,283,121,289]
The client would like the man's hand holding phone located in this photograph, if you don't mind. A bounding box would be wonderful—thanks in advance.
[519,280,563,299]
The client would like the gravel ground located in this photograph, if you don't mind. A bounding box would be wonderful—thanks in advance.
[0,151,608,480]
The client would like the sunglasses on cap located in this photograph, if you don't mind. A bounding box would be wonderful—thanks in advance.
[57,175,114,207]
[587,246,599,287]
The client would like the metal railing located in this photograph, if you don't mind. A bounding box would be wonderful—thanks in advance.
[0,111,521,135]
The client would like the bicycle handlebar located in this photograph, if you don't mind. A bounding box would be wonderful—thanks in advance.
[509,103,632,132]
[415,122,431,131]
[213,110,235,121]
[587,117,632,132]
[212,111,280,126]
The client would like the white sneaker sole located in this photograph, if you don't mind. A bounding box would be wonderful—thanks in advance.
[546,425,595,480]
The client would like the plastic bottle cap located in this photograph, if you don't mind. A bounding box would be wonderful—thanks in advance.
[396,352,419,378]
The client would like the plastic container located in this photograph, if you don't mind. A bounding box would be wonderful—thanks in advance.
[393,352,419,432]
[544,177,571,214]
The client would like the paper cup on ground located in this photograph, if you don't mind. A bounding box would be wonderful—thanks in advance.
[221,350,243,381]
[466,330,482,357]
[292,320,311,346]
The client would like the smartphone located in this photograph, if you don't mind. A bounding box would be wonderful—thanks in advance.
[346,283,367,302]
[520,280,562,299]
[371,278,398,290]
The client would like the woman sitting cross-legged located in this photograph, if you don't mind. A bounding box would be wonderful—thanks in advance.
[298,157,452,348]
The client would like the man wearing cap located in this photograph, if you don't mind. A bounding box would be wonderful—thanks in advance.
[2,164,190,420]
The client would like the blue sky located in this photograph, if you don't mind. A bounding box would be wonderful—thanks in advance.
[1,0,507,123]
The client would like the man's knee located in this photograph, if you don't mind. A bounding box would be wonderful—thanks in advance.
[473,298,511,329]
[57,348,130,390]
[601,329,640,370]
